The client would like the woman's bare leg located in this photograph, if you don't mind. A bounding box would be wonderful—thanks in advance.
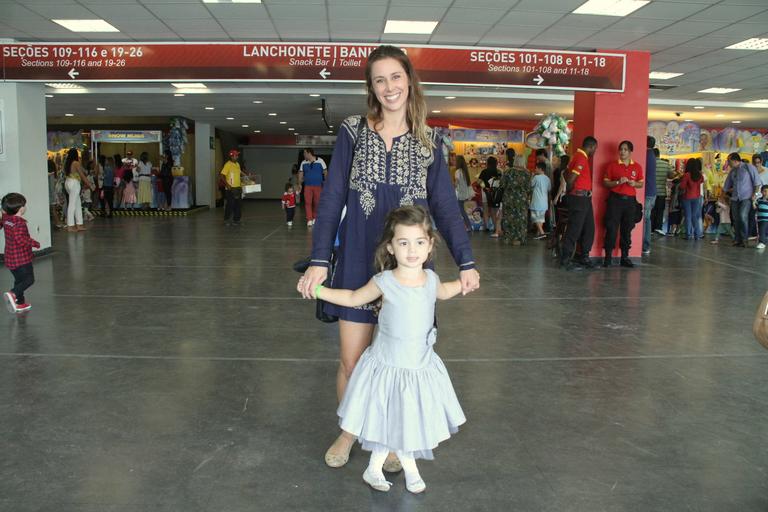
[325,320,374,466]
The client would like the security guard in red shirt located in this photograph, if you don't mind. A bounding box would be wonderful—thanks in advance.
[561,136,598,271]
[603,140,644,268]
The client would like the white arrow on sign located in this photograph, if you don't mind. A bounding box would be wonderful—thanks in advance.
[68,68,79,80]
[319,68,331,79]
[533,74,544,85]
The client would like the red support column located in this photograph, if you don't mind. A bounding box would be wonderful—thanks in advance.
[573,50,650,259]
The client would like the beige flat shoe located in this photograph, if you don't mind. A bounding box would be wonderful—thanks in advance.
[382,454,402,473]
[324,450,349,468]
[324,436,353,468]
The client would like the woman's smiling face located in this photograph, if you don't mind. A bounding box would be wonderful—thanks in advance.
[370,57,409,114]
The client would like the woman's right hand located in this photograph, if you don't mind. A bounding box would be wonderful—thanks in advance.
[298,265,328,299]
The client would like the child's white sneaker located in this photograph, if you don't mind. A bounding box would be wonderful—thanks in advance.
[362,468,392,492]
[757,242,766,250]
[3,291,17,313]
[287,221,293,226]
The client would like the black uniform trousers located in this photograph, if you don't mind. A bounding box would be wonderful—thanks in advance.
[224,187,242,222]
[604,193,636,258]
[560,195,595,263]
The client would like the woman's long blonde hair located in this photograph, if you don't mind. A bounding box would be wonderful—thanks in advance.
[374,205,437,272]
[365,45,433,149]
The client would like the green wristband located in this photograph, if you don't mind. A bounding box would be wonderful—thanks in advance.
[314,284,324,299]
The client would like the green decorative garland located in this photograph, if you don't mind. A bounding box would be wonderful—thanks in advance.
[533,113,572,156]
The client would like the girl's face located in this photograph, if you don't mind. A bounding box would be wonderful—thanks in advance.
[387,223,433,270]
[619,144,632,162]
[762,189,768,199]
[370,57,409,115]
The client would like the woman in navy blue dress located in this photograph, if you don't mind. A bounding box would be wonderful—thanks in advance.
[297,45,480,470]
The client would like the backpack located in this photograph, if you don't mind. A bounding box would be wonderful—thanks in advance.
[488,175,503,207]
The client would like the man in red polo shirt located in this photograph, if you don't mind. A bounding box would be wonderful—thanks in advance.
[560,136,598,271]
[603,140,644,268]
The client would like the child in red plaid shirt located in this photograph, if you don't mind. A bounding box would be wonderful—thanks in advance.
[282,183,296,227]
[2,193,40,313]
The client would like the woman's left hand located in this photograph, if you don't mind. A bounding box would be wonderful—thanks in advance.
[459,268,480,295]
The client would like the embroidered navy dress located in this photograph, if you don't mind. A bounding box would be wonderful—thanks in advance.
[310,115,476,323]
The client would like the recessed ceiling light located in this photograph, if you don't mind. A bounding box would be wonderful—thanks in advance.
[65,113,74,117]
[684,119,693,122]
[309,94,320,97]
[253,130,261,133]
[172,83,206,89]
[288,128,295,131]
[432,110,441,113]
[699,88,741,94]
[316,107,323,111]
[96,107,106,111]
[384,20,438,34]
[52,19,119,32]
[747,99,768,104]
[268,113,277,116]
[732,120,741,124]
[45,94,54,98]
[174,93,185,97]
[444,96,456,100]
[205,106,215,110]
[649,71,683,80]
[242,124,249,127]
[253,100,263,104]
[715,114,725,118]
[45,83,83,89]
[279,121,287,124]
[329,125,333,128]
[725,38,768,51]
[572,0,649,17]
[328,130,333,133]
[693,106,704,109]
[534,112,544,116]
[226,117,234,120]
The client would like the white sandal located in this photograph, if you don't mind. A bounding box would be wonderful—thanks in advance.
[406,478,426,494]
[363,468,392,492]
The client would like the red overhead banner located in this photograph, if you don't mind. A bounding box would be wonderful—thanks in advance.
[1,43,625,92]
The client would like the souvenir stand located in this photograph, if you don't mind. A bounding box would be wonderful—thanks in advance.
[91,130,190,209]
[448,128,526,231]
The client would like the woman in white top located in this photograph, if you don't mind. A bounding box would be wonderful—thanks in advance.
[63,148,93,232]
[136,152,154,209]
[454,155,473,231]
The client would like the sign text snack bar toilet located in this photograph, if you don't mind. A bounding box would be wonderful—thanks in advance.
[1,43,625,93]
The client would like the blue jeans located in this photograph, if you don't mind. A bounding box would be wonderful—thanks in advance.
[759,221,768,244]
[682,197,703,239]
[643,195,655,251]
[731,199,752,243]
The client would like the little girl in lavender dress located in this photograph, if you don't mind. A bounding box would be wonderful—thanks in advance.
[306,205,466,494]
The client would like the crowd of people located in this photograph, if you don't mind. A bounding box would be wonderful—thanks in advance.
[49,148,175,231]
[450,135,768,270]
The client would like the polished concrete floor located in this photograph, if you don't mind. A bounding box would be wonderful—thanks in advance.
[2,201,768,512]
